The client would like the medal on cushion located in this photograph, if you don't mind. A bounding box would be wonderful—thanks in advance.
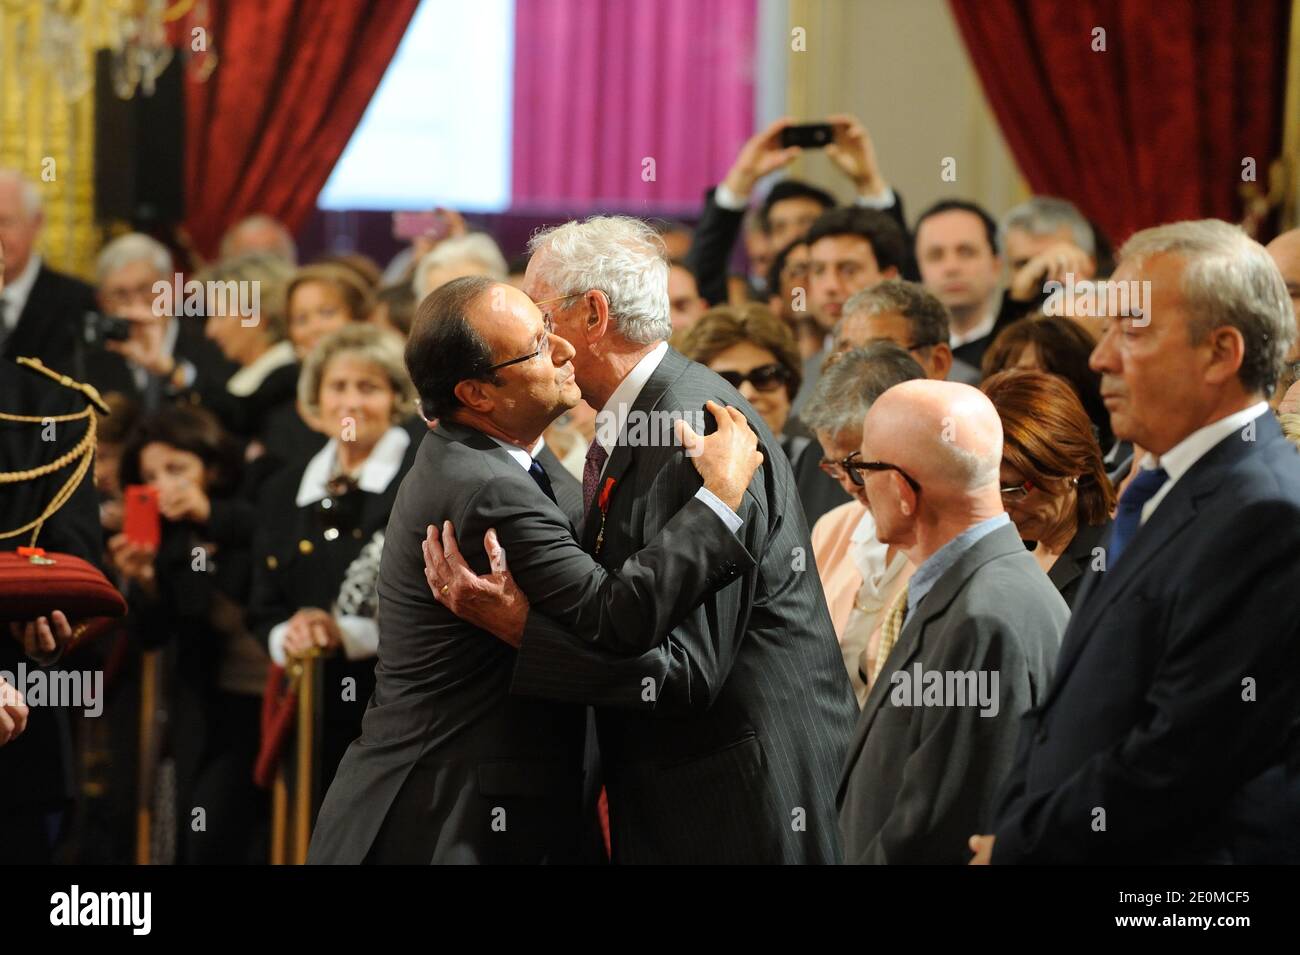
[595,477,616,555]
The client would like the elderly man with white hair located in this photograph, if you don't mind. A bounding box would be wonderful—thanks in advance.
[0,168,96,370]
[430,215,858,863]
[836,378,1068,863]
[976,219,1300,865]
[411,232,508,302]
[83,232,234,409]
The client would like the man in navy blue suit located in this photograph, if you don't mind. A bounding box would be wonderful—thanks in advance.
[971,219,1300,864]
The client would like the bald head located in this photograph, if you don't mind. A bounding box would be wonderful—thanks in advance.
[864,379,1002,494]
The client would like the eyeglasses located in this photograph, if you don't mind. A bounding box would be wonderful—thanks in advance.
[905,340,943,353]
[483,314,557,373]
[840,450,922,492]
[717,363,792,393]
[533,291,587,324]
[999,478,1036,501]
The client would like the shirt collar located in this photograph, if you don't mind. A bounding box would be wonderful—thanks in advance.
[592,341,669,454]
[295,425,411,507]
[949,302,998,348]
[0,253,42,327]
[227,339,296,397]
[488,435,547,471]
[1143,401,1271,482]
[907,512,1010,617]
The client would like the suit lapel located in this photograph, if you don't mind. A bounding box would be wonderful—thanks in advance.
[5,267,54,358]
[836,523,1025,802]
[1041,419,1271,709]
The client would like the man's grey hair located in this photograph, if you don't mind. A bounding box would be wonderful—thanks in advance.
[96,232,173,284]
[999,196,1095,257]
[413,233,508,300]
[1119,219,1295,395]
[840,279,952,349]
[0,169,42,219]
[219,214,298,264]
[527,215,671,345]
[801,342,926,436]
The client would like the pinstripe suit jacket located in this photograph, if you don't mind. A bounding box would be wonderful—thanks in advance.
[308,422,755,864]
[513,347,859,863]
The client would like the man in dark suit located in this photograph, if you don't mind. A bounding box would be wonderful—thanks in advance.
[837,379,1067,863]
[974,219,1300,864]
[308,277,763,864]
[913,199,1028,372]
[434,216,858,864]
[78,233,235,409]
[0,170,96,373]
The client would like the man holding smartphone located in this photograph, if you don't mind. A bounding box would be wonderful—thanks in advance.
[686,113,907,308]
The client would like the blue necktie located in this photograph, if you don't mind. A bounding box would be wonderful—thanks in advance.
[1109,466,1169,567]
[528,458,557,505]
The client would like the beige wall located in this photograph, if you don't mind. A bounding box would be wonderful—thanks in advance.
[773,0,1027,226]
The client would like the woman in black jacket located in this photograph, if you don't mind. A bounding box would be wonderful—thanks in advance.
[247,324,418,817]
[982,369,1118,608]
[109,404,268,863]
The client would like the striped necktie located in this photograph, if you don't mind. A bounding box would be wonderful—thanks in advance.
[870,584,910,684]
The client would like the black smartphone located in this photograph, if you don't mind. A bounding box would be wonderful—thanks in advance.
[82,311,132,347]
[780,123,834,149]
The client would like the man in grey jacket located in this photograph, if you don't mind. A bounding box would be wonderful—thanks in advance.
[837,379,1068,863]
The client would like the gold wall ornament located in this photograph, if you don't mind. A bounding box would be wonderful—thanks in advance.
[0,0,217,279]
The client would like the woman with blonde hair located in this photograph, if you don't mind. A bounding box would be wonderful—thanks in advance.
[248,324,418,812]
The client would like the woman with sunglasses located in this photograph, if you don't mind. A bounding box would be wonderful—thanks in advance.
[981,369,1117,607]
[248,324,419,812]
[675,303,850,525]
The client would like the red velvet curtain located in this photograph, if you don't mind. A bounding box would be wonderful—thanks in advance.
[949,0,1289,244]
[182,0,419,259]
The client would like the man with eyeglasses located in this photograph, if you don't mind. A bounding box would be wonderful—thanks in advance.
[309,275,764,864]
[837,379,1068,863]
[425,216,858,864]
[833,279,981,385]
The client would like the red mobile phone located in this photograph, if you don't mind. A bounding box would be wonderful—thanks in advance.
[392,210,452,242]
[123,485,161,550]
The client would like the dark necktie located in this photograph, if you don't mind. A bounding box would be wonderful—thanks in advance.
[528,458,557,505]
[582,441,609,513]
[1109,466,1169,567]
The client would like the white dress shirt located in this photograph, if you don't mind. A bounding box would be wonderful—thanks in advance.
[0,253,41,333]
[714,182,897,212]
[949,303,999,349]
[1138,401,1270,525]
[590,341,742,533]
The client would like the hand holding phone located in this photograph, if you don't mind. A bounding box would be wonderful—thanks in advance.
[123,485,161,551]
[392,210,452,242]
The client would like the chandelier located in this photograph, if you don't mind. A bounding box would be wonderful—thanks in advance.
[3,0,218,102]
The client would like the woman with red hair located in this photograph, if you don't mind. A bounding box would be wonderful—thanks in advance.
[982,369,1117,607]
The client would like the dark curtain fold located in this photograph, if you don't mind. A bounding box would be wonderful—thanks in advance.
[949,0,1288,244]
[182,0,420,258]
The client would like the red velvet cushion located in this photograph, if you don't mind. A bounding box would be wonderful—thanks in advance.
[0,551,127,622]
